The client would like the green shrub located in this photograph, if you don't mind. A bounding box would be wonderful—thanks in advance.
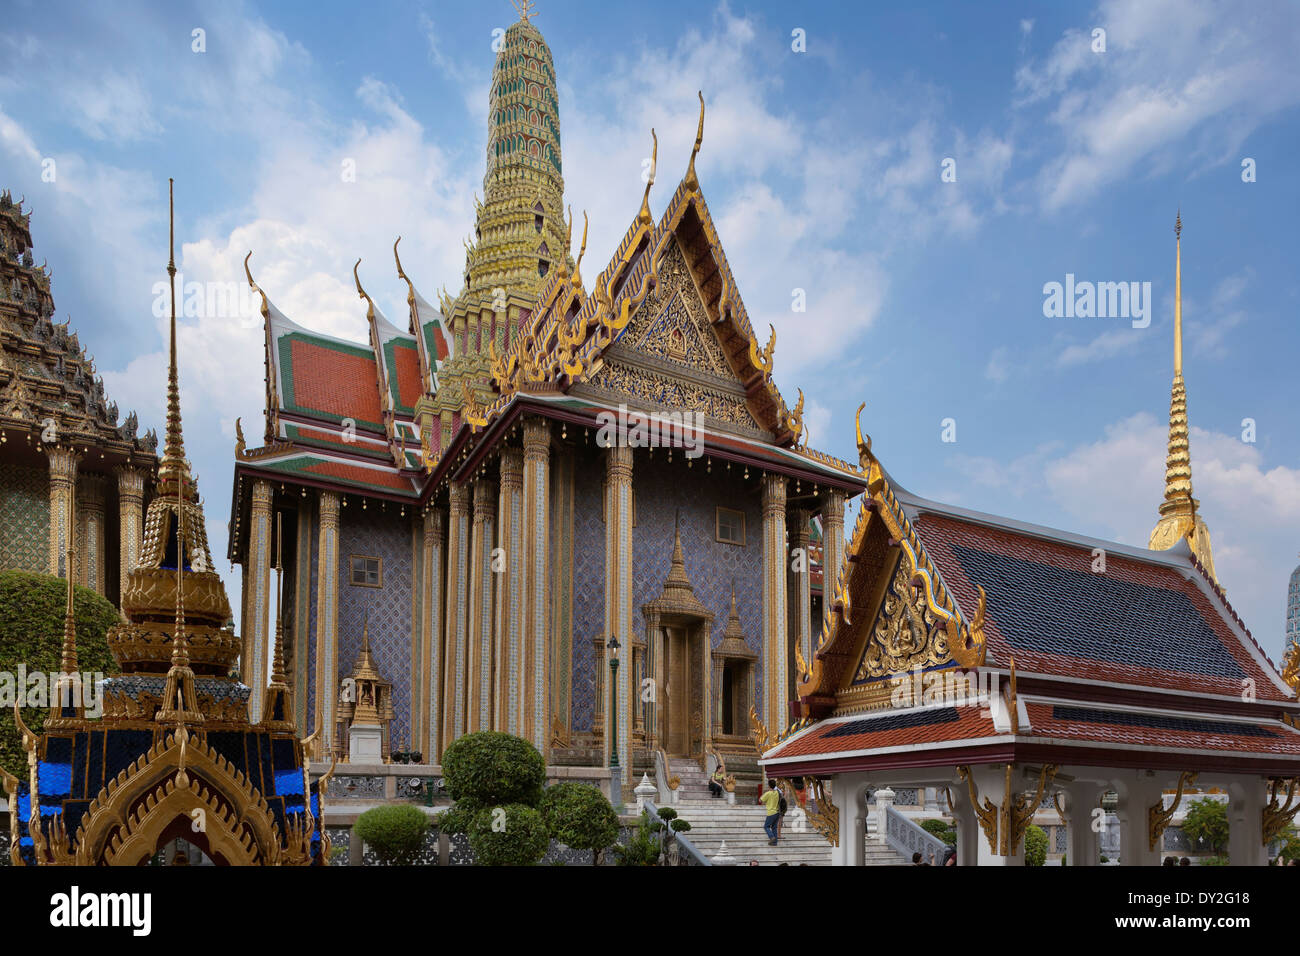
[354,804,429,865]
[441,731,546,806]
[468,803,549,866]
[0,570,120,775]
[1181,798,1229,855]
[1203,855,1230,866]
[1024,824,1048,866]
[920,818,957,845]
[540,782,619,864]
[613,810,662,866]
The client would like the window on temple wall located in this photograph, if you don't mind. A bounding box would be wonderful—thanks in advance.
[538,259,548,278]
[716,507,745,546]
[349,555,382,588]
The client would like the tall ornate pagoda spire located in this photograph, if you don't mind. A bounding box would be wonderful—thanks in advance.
[1149,212,1217,581]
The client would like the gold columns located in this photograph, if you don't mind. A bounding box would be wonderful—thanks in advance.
[521,417,551,755]
[788,506,811,670]
[294,503,313,733]
[76,475,106,595]
[468,477,497,732]
[314,490,340,755]
[244,480,274,718]
[603,444,633,779]
[496,447,525,734]
[821,489,845,634]
[443,481,472,744]
[761,473,788,735]
[115,465,146,601]
[421,507,445,760]
[46,446,80,579]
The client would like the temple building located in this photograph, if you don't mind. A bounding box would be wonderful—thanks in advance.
[759,220,1300,865]
[0,190,158,604]
[227,11,858,792]
[3,183,330,866]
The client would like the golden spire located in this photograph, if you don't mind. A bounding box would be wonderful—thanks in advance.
[58,496,77,677]
[638,129,657,227]
[1149,211,1217,580]
[157,179,203,725]
[49,495,83,727]
[511,0,537,21]
[157,179,196,503]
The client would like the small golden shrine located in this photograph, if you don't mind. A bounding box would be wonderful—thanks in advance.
[336,618,395,762]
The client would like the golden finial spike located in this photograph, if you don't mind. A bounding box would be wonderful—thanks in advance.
[574,210,589,285]
[393,236,408,283]
[243,250,270,320]
[638,129,657,226]
[511,0,537,22]
[158,178,194,501]
[353,259,375,322]
[1174,210,1182,378]
[686,91,705,190]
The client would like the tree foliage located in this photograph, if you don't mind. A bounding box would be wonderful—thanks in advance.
[1181,798,1229,855]
[468,803,549,866]
[540,782,618,864]
[0,570,120,775]
[441,731,546,806]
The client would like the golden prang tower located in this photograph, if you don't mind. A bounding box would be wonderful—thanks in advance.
[427,4,573,451]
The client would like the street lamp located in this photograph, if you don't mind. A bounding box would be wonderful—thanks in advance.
[608,635,622,812]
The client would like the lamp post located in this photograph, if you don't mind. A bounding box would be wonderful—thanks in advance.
[608,635,622,812]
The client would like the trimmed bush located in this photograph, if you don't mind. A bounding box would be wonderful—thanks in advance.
[0,570,120,775]
[1024,824,1048,866]
[920,818,957,845]
[469,803,549,866]
[540,782,618,865]
[613,810,662,866]
[441,731,546,806]
[354,804,429,865]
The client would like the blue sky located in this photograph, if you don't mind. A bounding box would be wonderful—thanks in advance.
[2,0,1298,662]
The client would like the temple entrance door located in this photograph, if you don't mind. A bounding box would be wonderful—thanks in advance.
[662,626,690,756]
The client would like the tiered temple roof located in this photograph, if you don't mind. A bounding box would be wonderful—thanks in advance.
[0,191,157,459]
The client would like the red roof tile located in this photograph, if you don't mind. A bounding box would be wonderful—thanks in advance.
[288,338,383,427]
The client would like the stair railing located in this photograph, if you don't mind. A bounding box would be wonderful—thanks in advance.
[653,748,680,803]
[643,797,712,866]
[884,805,948,863]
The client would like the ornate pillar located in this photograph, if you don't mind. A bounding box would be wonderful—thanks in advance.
[521,417,551,755]
[294,504,314,734]
[245,480,274,719]
[115,465,146,601]
[46,446,80,578]
[443,482,472,746]
[1115,771,1162,867]
[314,491,341,756]
[821,489,845,633]
[760,473,788,734]
[603,444,633,781]
[496,448,525,734]
[788,505,811,670]
[421,507,445,760]
[467,477,497,733]
[1063,780,1104,867]
[77,475,106,595]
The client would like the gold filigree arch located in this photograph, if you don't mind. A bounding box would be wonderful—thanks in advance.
[73,730,288,866]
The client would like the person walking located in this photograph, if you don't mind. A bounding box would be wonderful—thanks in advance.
[761,779,782,846]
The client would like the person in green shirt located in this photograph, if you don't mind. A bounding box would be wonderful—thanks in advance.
[761,780,782,845]
[709,768,725,798]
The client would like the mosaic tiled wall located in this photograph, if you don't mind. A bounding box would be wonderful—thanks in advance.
[332,507,415,748]
[0,461,49,572]
[569,446,764,732]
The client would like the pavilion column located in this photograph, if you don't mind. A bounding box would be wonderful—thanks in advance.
[831,774,867,866]
[760,474,788,734]
[603,443,633,782]
[467,477,497,733]
[421,507,445,761]
[443,482,472,745]
[1115,771,1162,867]
[115,465,146,599]
[496,448,525,734]
[1063,780,1104,867]
[46,446,80,578]
[244,480,274,719]
[788,505,811,667]
[1227,777,1268,866]
[294,503,314,734]
[971,765,1025,866]
[946,779,978,866]
[821,489,845,631]
[522,418,551,756]
[76,475,106,595]
[314,491,341,756]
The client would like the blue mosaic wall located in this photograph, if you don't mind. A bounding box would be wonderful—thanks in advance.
[569,446,765,732]
[312,506,416,750]
[0,461,49,573]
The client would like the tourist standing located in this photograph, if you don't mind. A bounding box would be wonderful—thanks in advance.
[761,779,782,846]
